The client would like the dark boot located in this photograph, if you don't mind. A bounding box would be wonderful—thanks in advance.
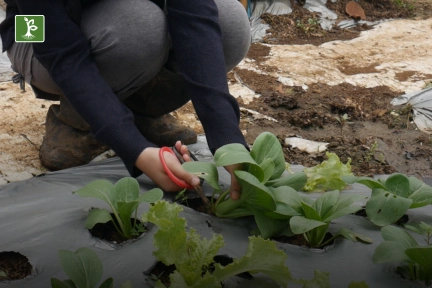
[39,105,110,171]
[134,114,197,147]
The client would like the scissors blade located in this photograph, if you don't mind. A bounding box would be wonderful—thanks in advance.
[171,145,205,186]
[170,146,211,210]
[171,145,199,163]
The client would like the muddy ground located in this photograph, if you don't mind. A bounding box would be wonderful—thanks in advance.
[1,0,432,184]
[178,0,432,178]
[261,0,432,45]
[236,0,432,178]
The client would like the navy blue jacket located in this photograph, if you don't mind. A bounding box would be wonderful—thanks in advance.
[0,0,247,176]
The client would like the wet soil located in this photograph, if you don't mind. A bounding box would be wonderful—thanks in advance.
[88,212,145,244]
[0,251,33,281]
[177,197,214,214]
[261,0,432,45]
[233,63,432,177]
[273,232,335,248]
[145,262,176,287]
[238,2,432,179]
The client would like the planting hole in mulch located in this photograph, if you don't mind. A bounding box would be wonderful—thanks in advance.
[144,261,176,287]
[273,232,335,249]
[354,208,409,226]
[0,251,33,281]
[177,197,214,215]
[145,255,253,286]
[88,212,146,244]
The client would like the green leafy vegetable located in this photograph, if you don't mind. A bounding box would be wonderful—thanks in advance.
[0,271,7,279]
[75,177,163,239]
[51,248,111,288]
[249,131,286,180]
[214,143,264,181]
[211,132,307,238]
[51,248,132,288]
[181,162,220,190]
[303,152,353,192]
[288,190,370,247]
[343,174,432,226]
[142,200,292,288]
[267,172,308,191]
[373,225,432,286]
[405,222,432,245]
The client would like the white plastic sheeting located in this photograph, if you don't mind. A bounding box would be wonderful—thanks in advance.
[250,0,338,42]
[285,137,329,153]
[250,0,293,17]
[304,0,337,30]
[338,18,391,29]
[391,87,432,134]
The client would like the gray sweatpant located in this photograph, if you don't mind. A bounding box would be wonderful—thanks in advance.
[7,0,251,128]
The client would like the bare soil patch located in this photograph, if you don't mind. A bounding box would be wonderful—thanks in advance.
[88,212,146,244]
[0,251,33,281]
[234,65,432,177]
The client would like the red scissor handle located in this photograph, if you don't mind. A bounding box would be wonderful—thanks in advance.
[159,147,194,190]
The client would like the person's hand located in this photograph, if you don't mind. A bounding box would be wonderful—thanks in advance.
[135,141,200,192]
[224,164,243,200]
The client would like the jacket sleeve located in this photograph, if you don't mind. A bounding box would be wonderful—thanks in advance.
[16,0,156,176]
[166,0,248,153]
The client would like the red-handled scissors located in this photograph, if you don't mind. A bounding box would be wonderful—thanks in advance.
[159,146,211,210]
[158,146,194,190]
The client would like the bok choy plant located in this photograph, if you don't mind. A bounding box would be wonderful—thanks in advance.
[343,173,432,226]
[211,132,307,238]
[405,222,432,245]
[285,190,372,247]
[74,177,163,239]
[373,225,432,286]
[51,247,132,288]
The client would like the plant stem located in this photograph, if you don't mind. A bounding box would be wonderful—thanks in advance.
[195,186,211,210]
[111,209,127,238]
[215,197,247,217]
[426,231,431,245]
[111,216,125,238]
[133,209,138,230]
[407,262,416,280]
[216,207,253,218]
[215,189,230,207]
[316,234,337,248]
